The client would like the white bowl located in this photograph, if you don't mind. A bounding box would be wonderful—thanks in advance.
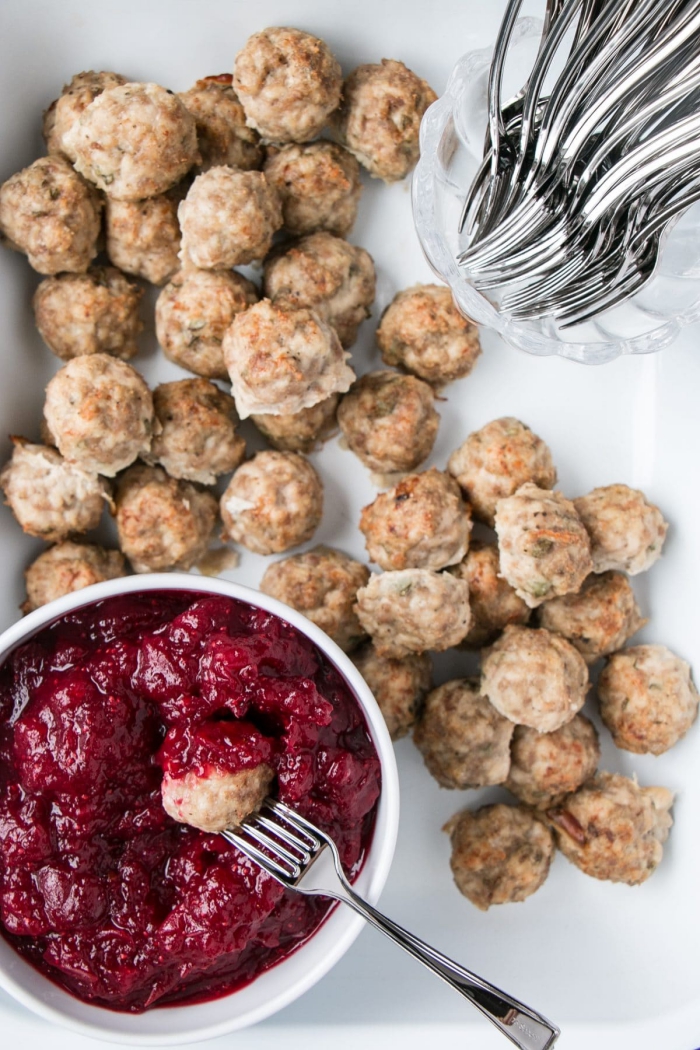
[0,573,399,1045]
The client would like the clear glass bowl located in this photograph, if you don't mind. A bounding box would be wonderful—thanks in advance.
[412,19,700,365]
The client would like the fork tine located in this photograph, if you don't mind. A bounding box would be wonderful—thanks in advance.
[242,824,308,870]
[220,829,297,882]
[265,799,324,848]
[255,813,314,856]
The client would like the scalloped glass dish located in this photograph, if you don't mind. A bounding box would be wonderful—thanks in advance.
[413,19,700,365]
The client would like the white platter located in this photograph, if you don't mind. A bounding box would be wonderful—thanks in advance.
[1,2,700,1049]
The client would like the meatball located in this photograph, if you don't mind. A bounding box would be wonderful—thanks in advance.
[548,772,673,885]
[359,469,471,572]
[22,541,127,614]
[44,354,156,478]
[481,625,589,733]
[179,167,282,268]
[264,141,362,236]
[223,299,354,419]
[33,267,143,362]
[233,27,342,143]
[43,70,128,159]
[260,545,369,652]
[220,451,322,555]
[105,189,183,286]
[178,74,263,171]
[114,464,217,573]
[0,156,101,274]
[598,644,699,755]
[351,643,432,740]
[333,59,437,182]
[161,764,273,834]
[573,484,669,576]
[448,541,530,648]
[444,804,555,910]
[144,379,245,485]
[495,483,593,608]
[251,394,339,454]
[63,82,198,200]
[505,715,601,808]
[264,232,376,348]
[156,268,258,380]
[447,417,557,526]
[537,571,646,664]
[414,679,514,789]
[0,439,109,542]
[354,569,471,659]
[377,284,481,386]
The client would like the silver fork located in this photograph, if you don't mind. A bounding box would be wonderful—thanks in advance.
[221,799,560,1050]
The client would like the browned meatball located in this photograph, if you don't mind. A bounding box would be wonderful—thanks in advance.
[0,156,102,274]
[33,268,143,361]
[355,569,471,658]
[64,82,199,200]
[264,141,362,237]
[445,804,555,910]
[598,645,699,755]
[251,394,339,453]
[377,284,481,385]
[0,439,109,542]
[333,59,437,182]
[264,232,376,348]
[505,716,601,808]
[179,167,282,268]
[449,541,530,648]
[220,451,323,555]
[359,469,471,572]
[537,571,646,663]
[156,268,258,380]
[144,379,245,485]
[548,772,673,885]
[114,464,217,573]
[260,546,369,652]
[337,370,439,475]
[481,625,589,733]
[233,27,342,143]
[573,484,669,575]
[448,417,557,526]
[351,643,432,740]
[44,354,156,477]
[495,484,593,608]
[414,679,514,789]
[162,763,273,834]
[223,299,354,419]
[178,74,263,172]
[22,541,127,614]
[43,71,128,159]
[105,188,183,286]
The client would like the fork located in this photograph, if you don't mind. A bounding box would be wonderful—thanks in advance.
[221,799,560,1050]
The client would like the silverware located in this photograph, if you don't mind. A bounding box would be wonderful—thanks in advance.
[222,798,560,1050]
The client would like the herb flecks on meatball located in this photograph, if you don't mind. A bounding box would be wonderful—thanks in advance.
[43,70,128,159]
[574,483,669,576]
[495,483,592,608]
[548,772,673,885]
[445,804,555,910]
[537,570,646,663]
[264,232,376,349]
[260,546,369,652]
[22,541,127,614]
[505,715,600,808]
[251,394,339,454]
[233,27,342,144]
[351,643,431,740]
[414,679,514,789]
[179,74,263,172]
[333,59,437,182]
[448,540,530,648]
[481,624,589,733]
[598,644,699,755]
[264,141,362,236]
[448,417,557,526]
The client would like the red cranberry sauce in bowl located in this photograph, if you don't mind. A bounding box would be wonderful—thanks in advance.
[0,589,382,1013]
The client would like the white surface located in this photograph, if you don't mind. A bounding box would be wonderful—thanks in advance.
[1,1,699,1049]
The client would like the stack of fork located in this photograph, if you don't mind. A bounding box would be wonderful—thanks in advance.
[457,0,700,325]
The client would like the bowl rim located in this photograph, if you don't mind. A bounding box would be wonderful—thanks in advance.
[0,573,400,1045]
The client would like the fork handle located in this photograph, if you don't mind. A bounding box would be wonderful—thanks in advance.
[337,888,559,1050]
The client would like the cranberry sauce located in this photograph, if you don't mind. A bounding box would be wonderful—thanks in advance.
[0,592,381,1012]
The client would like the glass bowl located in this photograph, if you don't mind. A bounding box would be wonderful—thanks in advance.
[412,18,700,365]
